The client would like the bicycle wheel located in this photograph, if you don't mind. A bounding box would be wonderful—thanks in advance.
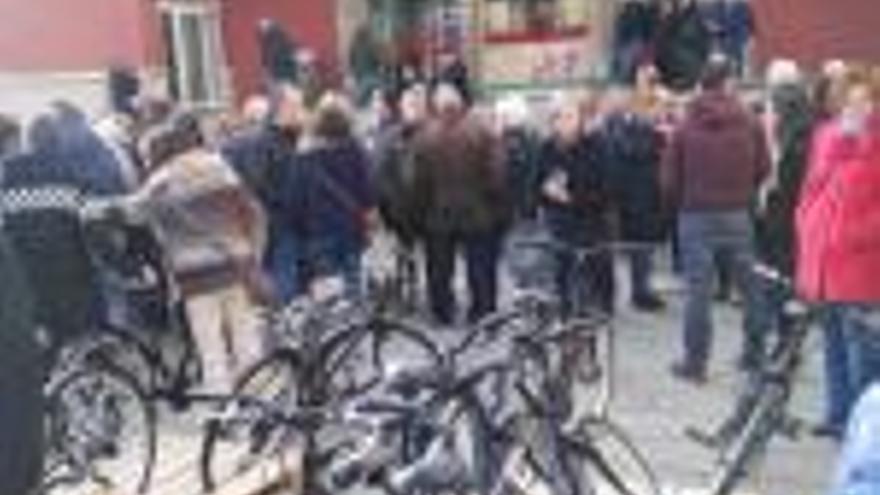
[200,350,302,493]
[385,391,495,495]
[707,390,781,495]
[42,364,156,495]
[323,319,442,400]
[568,416,661,495]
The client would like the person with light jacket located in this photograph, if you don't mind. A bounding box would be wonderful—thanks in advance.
[107,112,269,395]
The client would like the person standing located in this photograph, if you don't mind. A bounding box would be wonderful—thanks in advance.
[1,111,99,352]
[222,84,307,303]
[538,97,615,318]
[375,84,430,247]
[288,93,376,297]
[752,60,815,367]
[112,112,268,395]
[663,58,770,383]
[411,84,510,324]
[806,62,853,439]
[797,73,880,437]
[0,234,42,495]
[597,88,667,312]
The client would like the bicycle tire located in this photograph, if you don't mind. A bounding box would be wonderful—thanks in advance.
[90,327,167,396]
[381,389,495,495]
[322,318,443,400]
[42,363,157,495]
[570,417,661,495]
[707,389,782,495]
[200,350,302,493]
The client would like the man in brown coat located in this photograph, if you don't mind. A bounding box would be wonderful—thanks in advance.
[411,84,510,324]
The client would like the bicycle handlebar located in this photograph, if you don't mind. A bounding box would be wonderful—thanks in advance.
[513,239,661,259]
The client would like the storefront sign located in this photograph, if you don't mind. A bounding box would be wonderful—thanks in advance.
[481,34,592,87]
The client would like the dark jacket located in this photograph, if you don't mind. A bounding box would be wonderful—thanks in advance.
[374,121,423,243]
[754,83,814,275]
[615,0,660,47]
[54,110,128,196]
[537,134,614,243]
[288,137,375,250]
[662,90,771,212]
[598,113,667,242]
[0,235,43,495]
[0,150,96,345]
[655,4,711,91]
[221,124,298,214]
[411,115,510,236]
[502,127,541,222]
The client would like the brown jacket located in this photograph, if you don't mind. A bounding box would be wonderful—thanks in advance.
[410,114,510,236]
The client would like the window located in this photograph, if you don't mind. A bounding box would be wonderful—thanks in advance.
[484,0,589,36]
[160,2,227,108]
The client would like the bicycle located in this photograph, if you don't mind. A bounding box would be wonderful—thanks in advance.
[80,211,246,413]
[685,264,817,495]
[324,273,660,495]
[39,333,157,495]
[485,240,663,495]
[199,275,443,492]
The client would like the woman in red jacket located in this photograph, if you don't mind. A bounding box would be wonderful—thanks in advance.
[797,73,880,438]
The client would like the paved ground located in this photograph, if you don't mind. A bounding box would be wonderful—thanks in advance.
[55,254,838,495]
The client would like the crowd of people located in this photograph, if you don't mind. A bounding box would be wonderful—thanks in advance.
[1,52,880,494]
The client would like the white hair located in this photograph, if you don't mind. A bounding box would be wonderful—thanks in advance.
[495,95,529,129]
[766,59,802,88]
[823,59,848,80]
[242,95,271,123]
[432,83,464,114]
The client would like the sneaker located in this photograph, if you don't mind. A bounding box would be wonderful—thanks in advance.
[670,361,708,385]
[632,293,666,313]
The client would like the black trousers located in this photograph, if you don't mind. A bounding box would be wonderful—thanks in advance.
[424,231,502,325]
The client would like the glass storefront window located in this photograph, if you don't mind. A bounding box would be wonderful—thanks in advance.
[484,0,588,35]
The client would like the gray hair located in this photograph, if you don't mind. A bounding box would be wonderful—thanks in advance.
[766,59,802,88]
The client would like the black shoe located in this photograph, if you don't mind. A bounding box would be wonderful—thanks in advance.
[736,355,764,373]
[811,423,845,441]
[632,293,666,313]
[671,361,708,385]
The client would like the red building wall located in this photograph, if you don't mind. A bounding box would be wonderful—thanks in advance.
[754,0,880,68]
[221,0,338,101]
[0,0,160,72]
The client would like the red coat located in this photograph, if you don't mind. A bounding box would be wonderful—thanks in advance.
[797,116,880,303]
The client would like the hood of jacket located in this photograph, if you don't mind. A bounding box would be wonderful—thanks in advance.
[688,90,751,131]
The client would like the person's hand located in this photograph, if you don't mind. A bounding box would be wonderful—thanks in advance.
[542,171,571,205]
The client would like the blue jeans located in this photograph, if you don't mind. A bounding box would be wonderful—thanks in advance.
[303,238,364,299]
[266,231,301,303]
[842,306,880,408]
[678,211,760,372]
[822,306,853,429]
